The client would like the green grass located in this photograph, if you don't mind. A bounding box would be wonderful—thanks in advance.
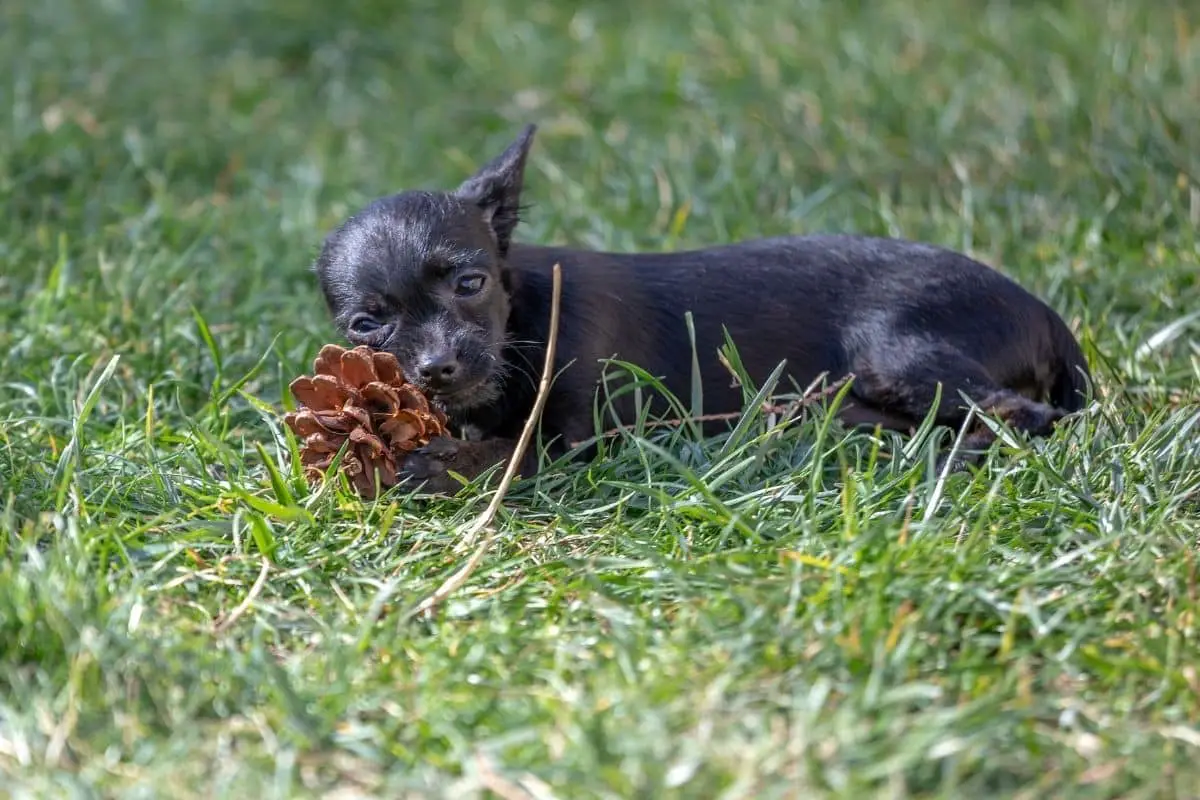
[2,0,1200,796]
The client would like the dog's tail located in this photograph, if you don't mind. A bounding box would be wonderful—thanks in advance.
[1048,312,1092,412]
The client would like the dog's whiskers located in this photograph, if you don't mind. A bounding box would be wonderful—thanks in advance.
[491,354,539,395]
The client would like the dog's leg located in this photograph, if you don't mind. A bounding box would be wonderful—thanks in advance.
[397,437,527,494]
[849,338,1066,468]
[835,401,921,432]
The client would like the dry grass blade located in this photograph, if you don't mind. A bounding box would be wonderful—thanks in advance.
[212,555,271,634]
[406,262,564,619]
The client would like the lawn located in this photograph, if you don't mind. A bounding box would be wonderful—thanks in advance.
[2,0,1199,796]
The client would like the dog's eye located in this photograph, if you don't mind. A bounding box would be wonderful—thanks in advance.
[455,275,486,296]
[349,315,383,335]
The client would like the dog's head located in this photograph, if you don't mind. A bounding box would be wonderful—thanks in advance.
[314,125,536,414]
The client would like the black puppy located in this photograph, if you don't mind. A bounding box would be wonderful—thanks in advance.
[314,124,1091,493]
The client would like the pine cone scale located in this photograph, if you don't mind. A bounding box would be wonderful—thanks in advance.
[338,347,380,389]
[379,409,426,443]
[371,352,404,385]
[314,412,351,434]
[302,432,343,454]
[362,382,403,415]
[342,405,372,429]
[283,410,321,437]
[349,425,389,458]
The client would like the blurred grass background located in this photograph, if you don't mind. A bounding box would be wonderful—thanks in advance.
[1,0,1199,797]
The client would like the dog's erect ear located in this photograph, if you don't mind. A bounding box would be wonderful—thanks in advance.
[454,124,537,255]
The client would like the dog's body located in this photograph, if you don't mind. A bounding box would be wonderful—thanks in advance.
[314,125,1090,493]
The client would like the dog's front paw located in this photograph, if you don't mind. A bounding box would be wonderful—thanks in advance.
[397,437,463,494]
[397,436,520,495]
[981,393,1067,436]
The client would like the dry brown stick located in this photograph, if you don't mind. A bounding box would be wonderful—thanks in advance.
[566,373,853,449]
[407,263,563,619]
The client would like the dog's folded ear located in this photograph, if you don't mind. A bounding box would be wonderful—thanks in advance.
[454,124,537,256]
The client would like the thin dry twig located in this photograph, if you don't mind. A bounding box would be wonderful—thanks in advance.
[213,555,271,634]
[567,373,854,449]
[406,263,564,619]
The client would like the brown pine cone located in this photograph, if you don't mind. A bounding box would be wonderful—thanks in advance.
[282,344,451,498]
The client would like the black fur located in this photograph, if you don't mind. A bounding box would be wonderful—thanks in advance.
[314,124,1092,492]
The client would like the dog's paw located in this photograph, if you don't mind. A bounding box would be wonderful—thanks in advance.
[397,436,521,495]
[397,437,462,493]
[1010,402,1066,435]
[414,436,462,462]
[984,394,1066,436]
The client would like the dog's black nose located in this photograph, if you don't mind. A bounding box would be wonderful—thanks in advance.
[415,350,460,389]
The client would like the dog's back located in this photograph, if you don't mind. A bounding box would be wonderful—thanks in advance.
[504,234,1089,438]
